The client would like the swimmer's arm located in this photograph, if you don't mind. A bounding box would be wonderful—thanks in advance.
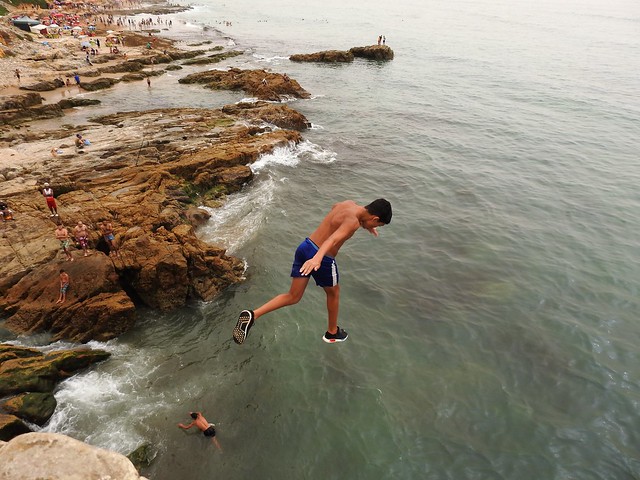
[177,421,195,429]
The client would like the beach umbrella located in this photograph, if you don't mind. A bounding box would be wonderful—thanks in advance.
[81,41,90,47]
[106,29,115,34]
[72,26,82,31]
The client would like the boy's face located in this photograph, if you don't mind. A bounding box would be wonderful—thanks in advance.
[361,217,385,237]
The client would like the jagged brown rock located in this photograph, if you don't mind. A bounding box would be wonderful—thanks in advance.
[289,50,354,63]
[0,103,308,342]
[0,414,31,441]
[2,392,57,426]
[19,78,65,92]
[349,45,394,61]
[179,68,310,101]
[0,345,110,396]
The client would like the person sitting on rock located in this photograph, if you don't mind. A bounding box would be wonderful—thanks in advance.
[0,200,14,221]
[75,134,84,149]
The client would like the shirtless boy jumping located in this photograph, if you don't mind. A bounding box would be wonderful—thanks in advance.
[233,198,392,345]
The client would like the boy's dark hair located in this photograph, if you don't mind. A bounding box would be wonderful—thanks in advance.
[59,269,65,273]
[190,412,198,419]
[365,199,392,224]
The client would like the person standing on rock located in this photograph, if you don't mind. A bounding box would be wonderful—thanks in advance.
[42,182,58,217]
[14,69,20,83]
[178,412,222,451]
[100,220,118,257]
[55,224,74,262]
[233,199,392,345]
[56,269,70,304]
[74,73,81,87]
[73,220,91,257]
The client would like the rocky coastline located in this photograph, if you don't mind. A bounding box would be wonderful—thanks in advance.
[0,0,395,476]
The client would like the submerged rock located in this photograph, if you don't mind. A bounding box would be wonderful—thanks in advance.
[127,443,157,471]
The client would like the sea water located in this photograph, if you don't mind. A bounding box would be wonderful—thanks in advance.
[6,0,640,478]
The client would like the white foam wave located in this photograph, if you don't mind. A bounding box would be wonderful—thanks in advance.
[237,96,259,104]
[251,140,336,173]
[199,178,276,253]
[252,53,290,63]
[41,345,166,455]
[198,141,336,253]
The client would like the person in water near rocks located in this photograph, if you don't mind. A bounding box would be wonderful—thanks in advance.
[42,182,58,217]
[178,412,222,451]
[56,269,70,304]
[233,199,392,345]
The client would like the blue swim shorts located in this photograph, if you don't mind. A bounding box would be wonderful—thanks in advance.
[290,238,339,287]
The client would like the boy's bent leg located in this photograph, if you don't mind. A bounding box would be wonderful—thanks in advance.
[254,277,310,319]
[233,277,310,345]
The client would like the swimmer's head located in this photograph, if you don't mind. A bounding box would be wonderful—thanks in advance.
[190,412,199,419]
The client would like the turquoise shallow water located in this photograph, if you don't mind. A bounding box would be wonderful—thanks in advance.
[5,0,640,478]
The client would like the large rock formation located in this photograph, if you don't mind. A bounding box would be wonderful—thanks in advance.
[0,432,149,480]
[1,253,135,343]
[0,344,110,440]
[179,68,310,101]
[289,45,394,63]
[289,50,354,63]
[0,103,308,342]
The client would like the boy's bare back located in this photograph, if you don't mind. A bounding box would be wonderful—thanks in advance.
[308,201,361,257]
